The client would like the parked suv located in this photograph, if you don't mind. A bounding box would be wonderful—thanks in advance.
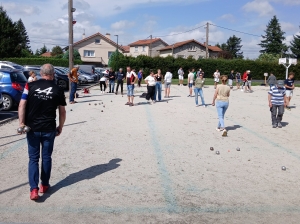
[0,91,3,111]
[0,61,24,70]
[0,69,27,110]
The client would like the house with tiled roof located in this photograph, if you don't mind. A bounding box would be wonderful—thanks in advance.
[40,52,52,57]
[128,38,168,57]
[158,39,222,59]
[73,32,125,66]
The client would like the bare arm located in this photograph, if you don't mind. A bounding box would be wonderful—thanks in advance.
[18,99,27,127]
[212,88,218,106]
[284,95,287,107]
[56,106,66,136]
[268,93,272,108]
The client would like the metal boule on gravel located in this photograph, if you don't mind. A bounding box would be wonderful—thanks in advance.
[216,151,220,155]
[210,147,214,151]
[282,166,286,171]
[70,109,73,111]
[23,126,31,133]
[101,110,103,112]
[17,127,24,134]
[236,147,240,151]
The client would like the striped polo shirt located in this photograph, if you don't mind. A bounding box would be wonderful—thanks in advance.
[268,86,286,105]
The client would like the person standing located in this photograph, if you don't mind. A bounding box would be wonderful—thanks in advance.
[267,73,277,90]
[154,69,163,101]
[228,70,234,89]
[247,70,253,92]
[108,68,116,93]
[213,69,220,89]
[125,67,137,106]
[115,68,125,95]
[28,71,37,82]
[268,80,287,128]
[194,73,206,107]
[145,70,157,104]
[284,72,295,111]
[187,69,194,97]
[212,75,231,137]
[164,69,173,98]
[178,67,184,86]
[18,64,66,200]
[99,75,107,94]
[241,71,248,92]
[137,69,143,87]
[68,65,79,104]
[235,72,241,89]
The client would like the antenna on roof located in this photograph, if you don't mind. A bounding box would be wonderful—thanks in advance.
[82,29,86,39]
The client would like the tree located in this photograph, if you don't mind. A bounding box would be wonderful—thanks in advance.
[15,19,31,51]
[259,15,288,56]
[51,46,64,57]
[225,35,243,59]
[108,50,124,70]
[256,53,280,63]
[290,34,300,59]
[39,44,48,55]
[0,6,20,57]
[63,49,81,60]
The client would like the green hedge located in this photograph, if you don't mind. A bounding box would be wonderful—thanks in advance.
[1,58,82,67]
[113,55,299,80]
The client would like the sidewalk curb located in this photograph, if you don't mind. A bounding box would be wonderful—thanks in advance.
[0,115,18,126]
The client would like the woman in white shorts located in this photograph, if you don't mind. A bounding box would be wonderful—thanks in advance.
[213,69,220,89]
[164,69,173,98]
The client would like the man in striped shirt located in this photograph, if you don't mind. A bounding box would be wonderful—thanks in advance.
[268,80,287,128]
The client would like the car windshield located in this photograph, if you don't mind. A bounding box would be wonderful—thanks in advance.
[12,65,24,70]
[10,72,27,82]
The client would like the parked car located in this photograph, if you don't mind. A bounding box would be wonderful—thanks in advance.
[0,61,24,70]
[56,67,93,84]
[0,91,3,111]
[0,69,27,110]
[54,68,69,90]
[79,65,95,74]
[78,69,98,82]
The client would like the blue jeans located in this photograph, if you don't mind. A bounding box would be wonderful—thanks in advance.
[154,82,162,101]
[27,131,56,191]
[109,80,115,92]
[70,82,77,102]
[194,88,205,105]
[216,101,229,128]
[127,84,134,96]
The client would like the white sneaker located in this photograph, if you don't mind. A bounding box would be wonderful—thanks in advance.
[196,105,199,107]
[241,89,243,92]
[203,105,206,108]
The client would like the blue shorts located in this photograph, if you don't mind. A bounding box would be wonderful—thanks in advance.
[127,84,134,96]
[188,83,193,88]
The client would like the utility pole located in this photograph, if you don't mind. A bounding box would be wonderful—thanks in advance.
[149,35,152,57]
[205,22,209,59]
[114,35,119,70]
[68,0,74,94]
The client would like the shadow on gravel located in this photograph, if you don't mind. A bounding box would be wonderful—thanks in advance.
[226,125,242,131]
[37,158,122,202]
[0,182,28,195]
[76,100,102,103]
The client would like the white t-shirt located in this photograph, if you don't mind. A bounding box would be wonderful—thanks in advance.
[178,69,184,76]
[28,77,34,82]
[100,76,107,81]
[145,76,156,86]
[188,73,194,84]
[164,72,173,83]
[214,72,220,78]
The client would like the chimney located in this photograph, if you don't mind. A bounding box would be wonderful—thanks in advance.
[82,29,85,39]
[105,33,111,39]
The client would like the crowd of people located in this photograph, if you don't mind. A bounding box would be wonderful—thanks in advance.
[19,63,296,200]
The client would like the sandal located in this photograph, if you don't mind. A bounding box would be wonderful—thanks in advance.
[69,102,75,104]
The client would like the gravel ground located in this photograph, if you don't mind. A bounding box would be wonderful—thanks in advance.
[0,84,300,224]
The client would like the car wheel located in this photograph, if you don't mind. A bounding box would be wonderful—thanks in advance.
[58,80,67,89]
[2,94,13,111]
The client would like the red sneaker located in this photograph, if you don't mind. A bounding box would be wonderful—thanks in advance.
[30,189,39,200]
[39,184,49,193]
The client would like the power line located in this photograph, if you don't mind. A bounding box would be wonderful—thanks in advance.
[154,25,206,38]
[209,24,261,37]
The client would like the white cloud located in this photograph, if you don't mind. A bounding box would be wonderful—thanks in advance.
[242,0,275,16]
[111,20,135,30]
[2,2,41,16]
[271,0,300,5]
[280,22,297,32]
[219,14,235,23]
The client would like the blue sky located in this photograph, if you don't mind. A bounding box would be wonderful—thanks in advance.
[2,0,300,58]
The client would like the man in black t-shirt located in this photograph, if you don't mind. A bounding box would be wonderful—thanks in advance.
[108,68,116,93]
[18,64,66,200]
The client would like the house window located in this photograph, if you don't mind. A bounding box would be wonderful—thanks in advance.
[95,39,100,44]
[188,45,196,52]
[142,46,146,52]
[135,46,138,52]
[108,51,114,59]
[84,50,95,57]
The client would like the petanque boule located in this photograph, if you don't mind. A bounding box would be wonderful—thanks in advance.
[17,127,24,134]
[210,147,214,151]
[216,151,220,155]
[70,109,73,111]
[23,126,31,133]
[236,147,240,151]
[282,166,286,171]
[101,110,103,112]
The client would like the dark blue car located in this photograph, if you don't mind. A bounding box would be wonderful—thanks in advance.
[0,69,27,110]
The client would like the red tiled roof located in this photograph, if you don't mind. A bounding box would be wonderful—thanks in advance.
[159,39,205,51]
[128,38,168,47]
[208,46,223,52]
[40,52,52,57]
[73,32,125,52]
[122,46,130,53]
